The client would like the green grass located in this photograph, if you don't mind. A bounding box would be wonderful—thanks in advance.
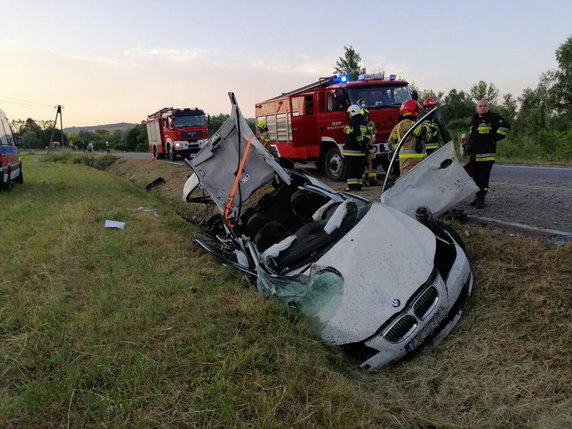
[0,154,570,428]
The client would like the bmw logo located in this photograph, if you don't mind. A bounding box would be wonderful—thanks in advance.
[392,299,401,308]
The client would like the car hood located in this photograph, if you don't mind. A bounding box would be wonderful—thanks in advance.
[188,93,291,214]
[313,203,436,345]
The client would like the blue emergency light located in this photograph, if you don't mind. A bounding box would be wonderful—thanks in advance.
[335,74,349,83]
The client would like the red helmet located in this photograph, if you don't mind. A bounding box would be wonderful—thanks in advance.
[400,100,421,117]
[423,97,436,108]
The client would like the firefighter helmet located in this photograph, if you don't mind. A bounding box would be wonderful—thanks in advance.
[347,104,361,117]
[423,98,436,108]
[256,120,267,130]
[400,100,421,117]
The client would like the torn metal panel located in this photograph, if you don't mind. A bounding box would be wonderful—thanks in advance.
[189,93,290,214]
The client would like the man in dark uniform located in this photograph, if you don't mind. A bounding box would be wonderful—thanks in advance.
[464,99,511,209]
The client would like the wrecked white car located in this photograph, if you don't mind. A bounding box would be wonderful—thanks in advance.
[183,93,478,369]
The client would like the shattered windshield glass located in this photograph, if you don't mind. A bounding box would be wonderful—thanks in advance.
[256,265,343,333]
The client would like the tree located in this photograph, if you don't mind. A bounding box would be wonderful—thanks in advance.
[550,36,572,115]
[440,89,474,125]
[334,46,366,81]
[419,89,444,104]
[208,114,229,134]
[469,80,499,104]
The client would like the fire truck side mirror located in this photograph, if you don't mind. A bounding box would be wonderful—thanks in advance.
[411,90,419,101]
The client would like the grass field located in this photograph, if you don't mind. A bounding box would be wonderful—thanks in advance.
[1,153,570,428]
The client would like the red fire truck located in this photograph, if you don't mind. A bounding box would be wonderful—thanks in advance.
[146,107,209,160]
[255,74,415,180]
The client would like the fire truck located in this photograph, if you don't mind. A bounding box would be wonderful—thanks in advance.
[146,107,209,160]
[255,74,415,180]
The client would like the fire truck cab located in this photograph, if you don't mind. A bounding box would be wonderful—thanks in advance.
[255,74,415,181]
[146,107,209,160]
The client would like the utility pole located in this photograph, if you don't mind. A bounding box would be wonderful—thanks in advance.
[48,105,64,152]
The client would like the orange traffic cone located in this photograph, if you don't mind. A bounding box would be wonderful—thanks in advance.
[151,155,156,162]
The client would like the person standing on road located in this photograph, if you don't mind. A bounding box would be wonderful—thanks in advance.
[422,98,451,156]
[388,100,429,176]
[464,99,511,209]
[361,108,379,186]
[343,104,369,191]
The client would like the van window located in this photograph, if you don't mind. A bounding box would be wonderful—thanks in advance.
[0,120,11,145]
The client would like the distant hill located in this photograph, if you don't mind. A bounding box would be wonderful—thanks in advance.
[64,122,138,133]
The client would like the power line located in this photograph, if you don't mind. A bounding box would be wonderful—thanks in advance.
[0,94,54,109]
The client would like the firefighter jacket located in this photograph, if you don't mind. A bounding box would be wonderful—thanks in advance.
[365,120,377,146]
[343,116,368,157]
[258,129,272,148]
[422,112,451,150]
[468,112,510,162]
[388,118,429,174]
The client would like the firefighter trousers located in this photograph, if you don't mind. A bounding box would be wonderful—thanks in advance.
[473,160,494,198]
[346,155,365,190]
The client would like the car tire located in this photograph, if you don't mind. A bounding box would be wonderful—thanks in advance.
[324,146,346,181]
[14,164,23,184]
[430,221,466,252]
[2,167,13,191]
[169,146,177,161]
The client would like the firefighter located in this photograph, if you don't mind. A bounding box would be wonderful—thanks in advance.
[256,120,272,149]
[361,109,379,186]
[343,104,369,191]
[464,99,511,209]
[388,100,429,175]
[421,98,451,156]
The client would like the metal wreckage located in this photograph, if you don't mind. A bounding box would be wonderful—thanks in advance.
[182,93,479,370]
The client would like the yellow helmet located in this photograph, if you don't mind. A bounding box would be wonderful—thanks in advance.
[257,120,267,129]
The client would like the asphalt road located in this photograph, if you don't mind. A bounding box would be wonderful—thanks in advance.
[115,152,572,238]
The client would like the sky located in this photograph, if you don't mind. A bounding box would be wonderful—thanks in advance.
[0,0,571,127]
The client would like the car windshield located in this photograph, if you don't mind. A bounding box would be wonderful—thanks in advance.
[174,114,205,128]
[347,84,412,108]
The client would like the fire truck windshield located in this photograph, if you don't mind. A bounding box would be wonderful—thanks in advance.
[347,85,412,109]
[174,114,205,128]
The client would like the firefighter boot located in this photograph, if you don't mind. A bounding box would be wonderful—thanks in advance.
[368,172,380,186]
[475,193,486,209]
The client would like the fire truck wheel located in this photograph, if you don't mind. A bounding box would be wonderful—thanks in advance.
[169,146,177,161]
[324,147,346,181]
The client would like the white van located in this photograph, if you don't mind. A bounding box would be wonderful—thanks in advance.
[0,108,23,191]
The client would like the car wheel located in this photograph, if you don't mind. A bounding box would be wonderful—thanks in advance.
[2,167,13,191]
[430,221,466,252]
[169,146,177,161]
[14,164,23,184]
[324,146,346,181]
